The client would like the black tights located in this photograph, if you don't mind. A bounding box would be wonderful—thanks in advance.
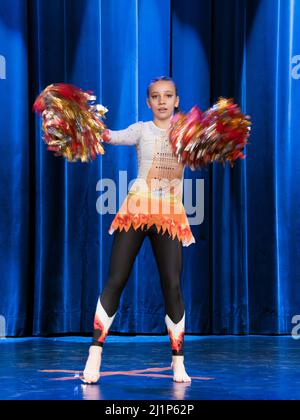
[100,224,184,322]
[92,224,185,352]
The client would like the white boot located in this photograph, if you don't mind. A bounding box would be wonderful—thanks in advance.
[93,298,117,345]
[83,298,116,384]
[165,312,191,382]
[165,312,185,356]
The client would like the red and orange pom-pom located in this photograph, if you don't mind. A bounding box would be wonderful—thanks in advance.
[33,83,108,162]
[169,98,251,170]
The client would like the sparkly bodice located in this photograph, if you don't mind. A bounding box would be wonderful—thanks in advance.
[108,121,185,201]
[107,121,195,246]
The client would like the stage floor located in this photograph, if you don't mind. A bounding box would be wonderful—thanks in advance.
[0,335,299,400]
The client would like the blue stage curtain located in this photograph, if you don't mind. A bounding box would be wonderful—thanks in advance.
[0,0,299,336]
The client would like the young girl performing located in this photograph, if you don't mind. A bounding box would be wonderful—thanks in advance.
[83,76,195,384]
[33,74,249,386]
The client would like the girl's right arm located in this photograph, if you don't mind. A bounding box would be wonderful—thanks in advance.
[103,122,143,146]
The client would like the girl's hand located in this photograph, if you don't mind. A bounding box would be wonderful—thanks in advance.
[102,129,110,143]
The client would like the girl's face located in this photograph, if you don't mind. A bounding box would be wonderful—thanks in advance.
[146,81,179,122]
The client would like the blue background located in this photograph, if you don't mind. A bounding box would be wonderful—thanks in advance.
[0,0,299,336]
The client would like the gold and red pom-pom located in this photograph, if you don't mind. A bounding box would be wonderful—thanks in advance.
[33,83,108,162]
[169,98,251,170]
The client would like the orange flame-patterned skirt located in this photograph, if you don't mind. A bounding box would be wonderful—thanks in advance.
[108,188,195,247]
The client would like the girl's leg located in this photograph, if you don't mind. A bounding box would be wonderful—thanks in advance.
[92,225,146,346]
[83,226,146,383]
[149,230,191,382]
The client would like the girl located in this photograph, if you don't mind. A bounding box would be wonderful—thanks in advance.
[83,76,195,384]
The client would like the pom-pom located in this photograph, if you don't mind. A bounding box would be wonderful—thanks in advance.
[169,98,251,170]
[33,83,108,162]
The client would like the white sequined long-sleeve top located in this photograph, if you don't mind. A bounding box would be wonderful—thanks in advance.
[106,121,195,246]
